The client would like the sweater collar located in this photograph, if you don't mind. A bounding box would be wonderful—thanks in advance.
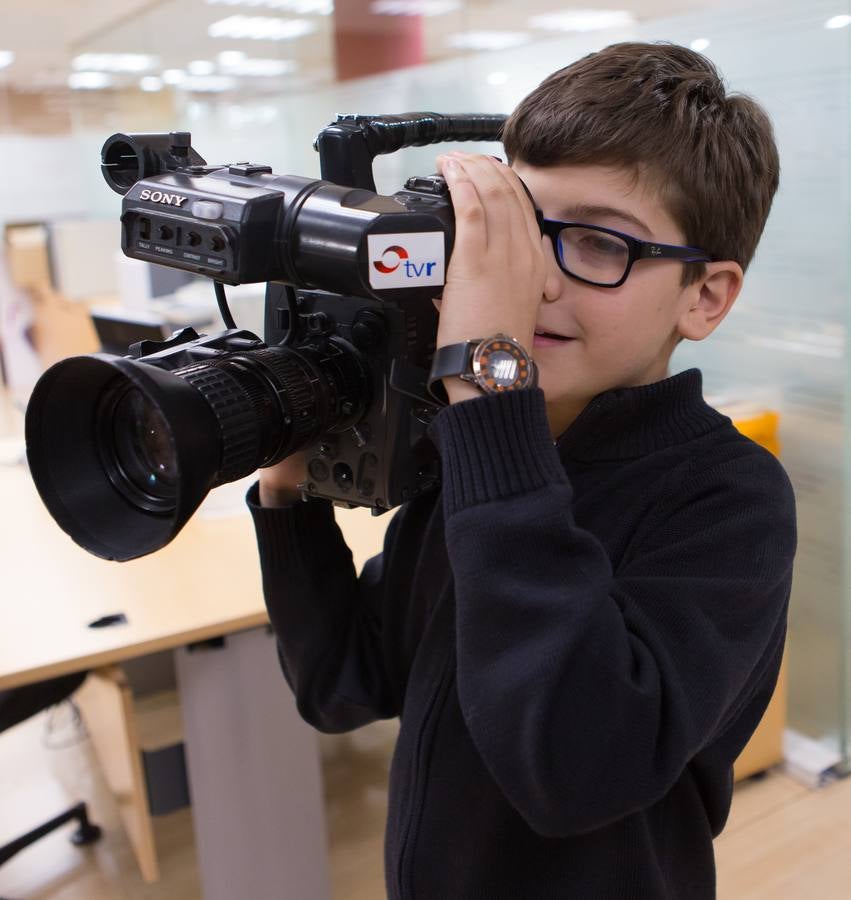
[554,368,730,462]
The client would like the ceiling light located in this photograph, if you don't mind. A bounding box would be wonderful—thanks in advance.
[446,31,530,51]
[826,15,851,29]
[207,0,333,12]
[486,71,508,85]
[219,56,297,75]
[0,51,15,70]
[140,76,164,92]
[208,15,317,39]
[72,53,157,72]
[690,38,711,52]
[528,10,635,32]
[188,60,216,75]
[68,71,113,90]
[162,69,186,84]
[371,0,460,14]
[178,75,238,92]
[218,51,247,66]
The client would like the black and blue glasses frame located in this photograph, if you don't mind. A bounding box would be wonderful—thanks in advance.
[540,218,713,288]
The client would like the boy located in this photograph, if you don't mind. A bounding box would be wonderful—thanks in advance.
[247,42,797,899]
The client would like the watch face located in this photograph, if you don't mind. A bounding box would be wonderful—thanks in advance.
[472,335,535,392]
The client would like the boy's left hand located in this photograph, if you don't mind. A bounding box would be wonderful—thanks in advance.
[433,151,546,401]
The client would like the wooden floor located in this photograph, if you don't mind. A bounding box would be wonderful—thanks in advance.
[2,396,851,898]
[1,707,850,899]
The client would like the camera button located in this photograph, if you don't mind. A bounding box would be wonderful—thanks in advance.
[228,163,273,176]
[191,200,224,220]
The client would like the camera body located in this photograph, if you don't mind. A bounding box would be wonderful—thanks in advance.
[25,114,506,559]
[104,120,479,512]
[119,283,444,512]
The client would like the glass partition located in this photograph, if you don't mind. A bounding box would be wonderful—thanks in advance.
[2,0,848,768]
[642,0,851,767]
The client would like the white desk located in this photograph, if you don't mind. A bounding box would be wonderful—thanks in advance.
[0,440,390,899]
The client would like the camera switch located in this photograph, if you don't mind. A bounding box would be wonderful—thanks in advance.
[228,163,273,177]
[308,458,330,482]
[192,200,224,220]
[404,175,449,196]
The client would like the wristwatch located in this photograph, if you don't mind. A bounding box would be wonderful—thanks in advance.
[427,332,538,403]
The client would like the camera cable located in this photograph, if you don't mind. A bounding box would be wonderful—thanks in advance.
[214,280,238,330]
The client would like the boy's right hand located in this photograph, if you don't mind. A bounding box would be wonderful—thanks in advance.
[258,451,307,507]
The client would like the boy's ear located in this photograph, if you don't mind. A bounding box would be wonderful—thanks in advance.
[677,260,744,342]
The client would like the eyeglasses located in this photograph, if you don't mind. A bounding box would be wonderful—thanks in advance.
[541,219,713,288]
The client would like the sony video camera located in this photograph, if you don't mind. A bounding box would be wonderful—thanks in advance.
[24,113,506,561]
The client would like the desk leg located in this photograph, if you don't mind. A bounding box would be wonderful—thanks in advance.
[175,627,332,900]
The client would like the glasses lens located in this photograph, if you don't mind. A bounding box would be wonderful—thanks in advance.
[558,226,630,286]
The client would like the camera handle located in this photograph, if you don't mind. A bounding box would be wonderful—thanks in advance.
[313,112,507,191]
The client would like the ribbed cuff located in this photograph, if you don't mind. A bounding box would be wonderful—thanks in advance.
[245,481,339,571]
[426,388,568,518]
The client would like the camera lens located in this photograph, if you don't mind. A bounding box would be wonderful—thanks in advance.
[100,385,178,512]
[26,338,370,560]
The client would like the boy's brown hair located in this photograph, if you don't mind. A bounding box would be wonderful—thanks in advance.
[502,42,780,285]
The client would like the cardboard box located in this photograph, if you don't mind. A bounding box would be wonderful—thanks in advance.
[4,223,52,290]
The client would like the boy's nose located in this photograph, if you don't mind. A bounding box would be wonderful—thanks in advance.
[541,235,564,303]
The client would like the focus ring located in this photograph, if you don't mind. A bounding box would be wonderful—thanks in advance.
[246,348,325,456]
[176,363,261,483]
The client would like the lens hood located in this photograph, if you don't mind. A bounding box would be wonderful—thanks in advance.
[26,354,222,561]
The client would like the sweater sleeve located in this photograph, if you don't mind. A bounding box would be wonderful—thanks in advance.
[427,387,797,839]
[246,482,405,733]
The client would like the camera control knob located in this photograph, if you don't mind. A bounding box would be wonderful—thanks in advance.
[351,311,387,351]
[228,163,273,176]
[192,200,224,220]
[169,131,192,157]
[404,175,449,196]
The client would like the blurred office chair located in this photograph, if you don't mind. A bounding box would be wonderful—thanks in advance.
[0,672,102,877]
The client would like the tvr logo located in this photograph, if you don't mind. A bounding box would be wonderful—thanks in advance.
[373,245,408,274]
[367,232,445,290]
[373,244,438,278]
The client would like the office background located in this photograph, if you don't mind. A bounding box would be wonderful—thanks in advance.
[1,0,850,897]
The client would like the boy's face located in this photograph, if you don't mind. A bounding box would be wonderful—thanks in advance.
[511,161,714,437]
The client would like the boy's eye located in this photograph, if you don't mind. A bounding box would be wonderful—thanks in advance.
[576,234,628,257]
[557,227,631,283]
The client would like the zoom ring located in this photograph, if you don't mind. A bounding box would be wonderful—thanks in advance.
[247,348,325,456]
[177,363,263,483]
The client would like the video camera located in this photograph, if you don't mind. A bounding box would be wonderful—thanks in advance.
[24,113,506,561]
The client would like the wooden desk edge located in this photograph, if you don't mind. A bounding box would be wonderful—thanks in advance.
[0,610,270,691]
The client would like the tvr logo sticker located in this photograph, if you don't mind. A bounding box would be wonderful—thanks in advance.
[373,245,409,274]
[368,233,445,289]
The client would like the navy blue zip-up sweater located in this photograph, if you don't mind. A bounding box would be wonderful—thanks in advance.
[246,368,797,899]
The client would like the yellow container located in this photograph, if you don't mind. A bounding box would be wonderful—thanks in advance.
[730,409,787,781]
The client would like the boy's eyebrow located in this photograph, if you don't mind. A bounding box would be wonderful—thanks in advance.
[555,204,653,237]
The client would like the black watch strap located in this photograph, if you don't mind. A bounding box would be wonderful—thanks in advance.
[427,335,537,404]
[428,341,475,386]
